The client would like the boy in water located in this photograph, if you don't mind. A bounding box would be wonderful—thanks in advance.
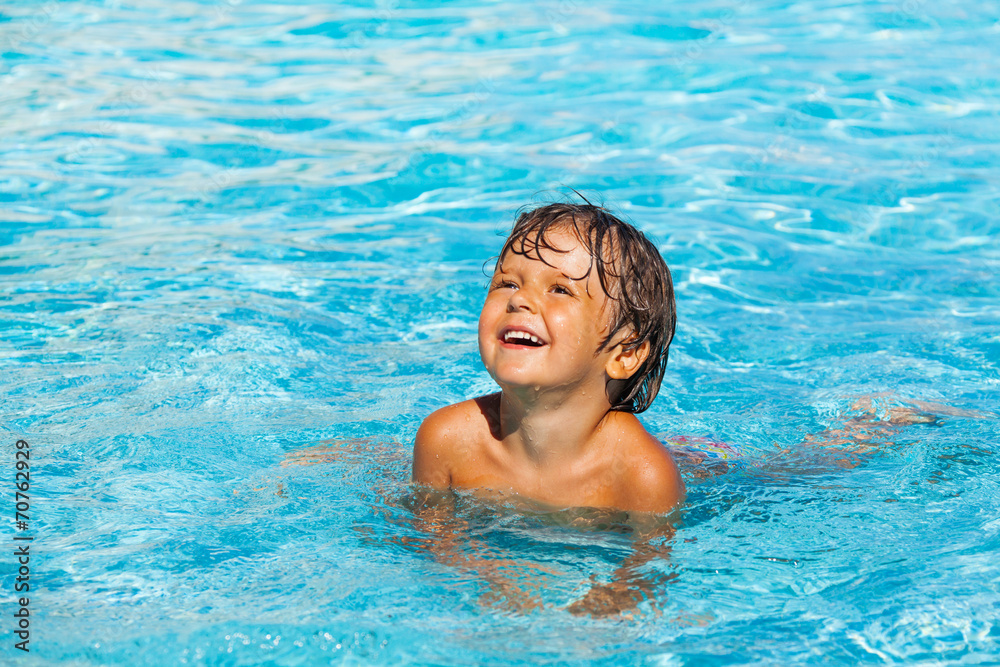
[413,201,684,515]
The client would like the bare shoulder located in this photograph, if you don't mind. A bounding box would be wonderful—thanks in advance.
[413,394,497,489]
[608,413,686,514]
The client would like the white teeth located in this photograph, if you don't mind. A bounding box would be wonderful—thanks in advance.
[504,331,541,344]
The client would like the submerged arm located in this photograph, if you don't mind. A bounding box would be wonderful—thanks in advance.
[567,515,677,618]
[408,488,552,612]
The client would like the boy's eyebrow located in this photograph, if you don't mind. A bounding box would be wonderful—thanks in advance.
[496,258,594,292]
[559,271,596,297]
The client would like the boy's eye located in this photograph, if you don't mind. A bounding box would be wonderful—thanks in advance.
[493,279,517,290]
[551,284,572,295]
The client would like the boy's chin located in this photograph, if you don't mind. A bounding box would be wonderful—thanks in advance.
[490,373,544,394]
[491,374,536,390]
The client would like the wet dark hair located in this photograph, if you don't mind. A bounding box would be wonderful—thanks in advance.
[494,199,676,413]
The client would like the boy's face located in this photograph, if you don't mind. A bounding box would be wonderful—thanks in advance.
[478,226,621,397]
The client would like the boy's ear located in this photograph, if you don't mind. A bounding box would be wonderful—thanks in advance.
[606,338,650,380]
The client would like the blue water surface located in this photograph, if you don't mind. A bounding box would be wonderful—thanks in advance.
[1,0,999,664]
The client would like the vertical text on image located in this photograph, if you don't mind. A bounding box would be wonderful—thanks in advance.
[12,439,33,653]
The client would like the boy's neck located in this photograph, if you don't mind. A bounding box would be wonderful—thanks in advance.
[497,387,614,467]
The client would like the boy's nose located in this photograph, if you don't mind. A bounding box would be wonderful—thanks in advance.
[506,288,537,313]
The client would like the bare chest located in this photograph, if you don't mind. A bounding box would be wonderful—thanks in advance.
[448,438,624,510]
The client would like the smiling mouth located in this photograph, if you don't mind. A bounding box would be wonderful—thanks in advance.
[502,330,546,347]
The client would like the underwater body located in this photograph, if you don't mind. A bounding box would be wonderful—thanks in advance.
[1,0,999,664]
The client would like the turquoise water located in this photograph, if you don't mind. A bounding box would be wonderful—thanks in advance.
[2,0,999,663]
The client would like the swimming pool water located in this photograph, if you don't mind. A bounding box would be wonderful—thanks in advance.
[2,0,999,664]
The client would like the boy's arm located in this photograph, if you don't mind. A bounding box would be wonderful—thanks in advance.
[412,407,454,489]
[568,517,676,617]
[630,450,685,514]
[622,425,686,514]
[565,427,684,617]
[407,470,548,613]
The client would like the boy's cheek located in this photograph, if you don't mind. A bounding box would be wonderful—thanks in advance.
[477,299,501,333]
[477,333,501,376]
[476,313,495,347]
